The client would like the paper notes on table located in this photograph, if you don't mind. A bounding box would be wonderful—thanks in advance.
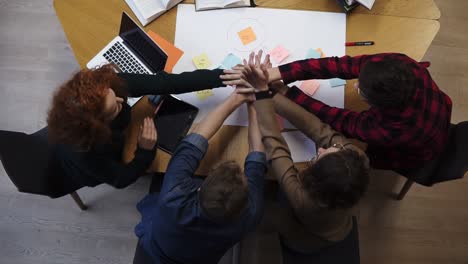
[147,30,184,73]
[193,53,212,69]
[237,27,257,45]
[196,89,214,100]
[316,48,326,58]
[281,131,317,162]
[269,45,289,64]
[219,53,242,69]
[300,80,320,96]
[305,48,322,59]
[329,78,346,87]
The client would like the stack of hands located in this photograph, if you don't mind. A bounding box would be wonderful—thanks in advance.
[220,50,273,105]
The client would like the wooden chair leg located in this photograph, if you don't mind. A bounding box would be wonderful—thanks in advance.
[70,191,88,210]
[397,179,414,200]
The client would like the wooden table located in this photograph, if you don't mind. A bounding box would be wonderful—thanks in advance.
[53,0,440,175]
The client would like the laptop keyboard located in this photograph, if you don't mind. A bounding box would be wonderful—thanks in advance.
[103,42,150,74]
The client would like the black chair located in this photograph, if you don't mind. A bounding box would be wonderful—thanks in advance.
[0,127,87,210]
[281,217,360,264]
[396,121,468,200]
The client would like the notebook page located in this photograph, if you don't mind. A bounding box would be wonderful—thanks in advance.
[356,0,375,9]
[196,0,240,9]
[133,0,166,19]
[161,0,183,9]
[225,0,249,8]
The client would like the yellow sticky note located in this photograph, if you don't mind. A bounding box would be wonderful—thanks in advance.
[196,89,214,100]
[237,27,257,45]
[193,53,212,69]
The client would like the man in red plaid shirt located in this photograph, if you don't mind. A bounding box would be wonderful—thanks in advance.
[225,53,452,171]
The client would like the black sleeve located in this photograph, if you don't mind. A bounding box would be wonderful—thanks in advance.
[117,69,225,97]
[92,147,156,189]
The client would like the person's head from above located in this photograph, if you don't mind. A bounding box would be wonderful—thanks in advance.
[300,144,370,210]
[356,57,416,109]
[47,64,128,150]
[199,161,249,223]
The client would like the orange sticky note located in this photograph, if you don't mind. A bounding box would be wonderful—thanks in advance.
[237,27,257,45]
[300,80,320,96]
[196,89,214,100]
[147,31,184,73]
[193,53,212,69]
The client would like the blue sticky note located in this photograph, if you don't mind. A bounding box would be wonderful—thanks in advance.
[220,53,242,69]
[329,78,346,87]
[305,49,321,59]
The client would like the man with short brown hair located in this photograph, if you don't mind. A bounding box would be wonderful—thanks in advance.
[134,88,267,264]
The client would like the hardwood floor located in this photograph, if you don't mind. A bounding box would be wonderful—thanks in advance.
[0,0,467,263]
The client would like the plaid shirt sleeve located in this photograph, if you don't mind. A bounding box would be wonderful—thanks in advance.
[284,86,391,144]
[280,54,401,144]
[278,54,376,84]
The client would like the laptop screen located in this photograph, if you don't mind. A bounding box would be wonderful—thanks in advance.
[119,13,168,73]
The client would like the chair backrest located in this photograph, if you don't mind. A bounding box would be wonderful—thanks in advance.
[405,121,468,186]
[281,217,360,264]
[0,128,81,198]
[433,121,468,184]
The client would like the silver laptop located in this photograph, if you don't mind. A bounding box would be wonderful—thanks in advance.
[87,12,168,75]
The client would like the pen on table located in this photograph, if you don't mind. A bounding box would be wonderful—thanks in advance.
[345,41,375,46]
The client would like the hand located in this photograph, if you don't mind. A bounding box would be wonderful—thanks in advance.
[269,80,289,95]
[222,51,271,91]
[138,117,157,150]
[229,88,255,105]
[221,50,271,91]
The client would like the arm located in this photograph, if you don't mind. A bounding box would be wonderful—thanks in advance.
[247,104,265,153]
[245,104,267,226]
[89,117,157,189]
[272,93,350,148]
[284,86,390,144]
[159,133,208,203]
[160,91,252,200]
[272,54,375,84]
[118,69,224,97]
[90,147,155,189]
[192,91,251,140]
[244,151,267,227]
[253,98,308,210]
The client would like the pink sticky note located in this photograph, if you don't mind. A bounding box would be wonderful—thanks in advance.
[269,45,289,64]
[300,80,320,96]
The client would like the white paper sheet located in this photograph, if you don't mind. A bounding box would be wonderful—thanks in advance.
[281,131,317,162]
[174,4,346,126]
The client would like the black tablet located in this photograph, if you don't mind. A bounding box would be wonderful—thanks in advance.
[152,95,198,154]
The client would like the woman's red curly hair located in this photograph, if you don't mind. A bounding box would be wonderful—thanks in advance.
[47,65,127,150]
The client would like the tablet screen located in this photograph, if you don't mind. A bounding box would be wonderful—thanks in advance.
[153,96,198,154]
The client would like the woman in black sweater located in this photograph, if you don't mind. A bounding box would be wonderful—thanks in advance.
[48,65,226,189]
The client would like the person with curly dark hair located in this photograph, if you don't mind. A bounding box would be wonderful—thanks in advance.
[47,65,229,189]
[226,52,369,253]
